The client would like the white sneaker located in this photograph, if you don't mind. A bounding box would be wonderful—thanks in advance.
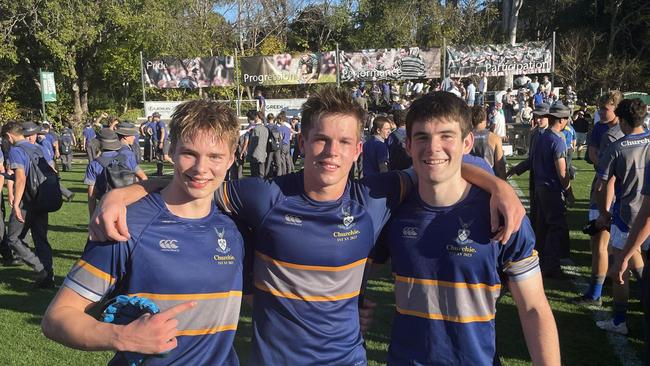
[596,319,628,335]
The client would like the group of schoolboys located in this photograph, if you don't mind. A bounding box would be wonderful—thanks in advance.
[41,88,560,365]
[573,92,650,340]
[0,121,74,288]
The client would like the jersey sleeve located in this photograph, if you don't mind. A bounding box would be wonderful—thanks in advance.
[63,239,132,302]
[551,138,567,160]
[84,162,100,185]
[462,154,494,174]
[7,147,27,172]
[215,178,276,230]
[596,144,617,181]
[360,170,413,235]
[498,217,540,282]
[643,163,650,196]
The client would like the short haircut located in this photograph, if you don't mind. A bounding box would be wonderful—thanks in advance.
[615,98,647,128]
[470,106,487,128]
[599,90,624,108]
[2,120,22,137]
[393,109,406,127]
[300,86,365,139]
[406,92,472,138]
[169,100,240,153]
[246,110,257,121]
[372,116,391,134]
[267,113,275,121]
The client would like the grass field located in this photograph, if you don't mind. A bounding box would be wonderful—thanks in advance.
[0,156,646,365]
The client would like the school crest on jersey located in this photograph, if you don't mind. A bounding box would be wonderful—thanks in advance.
[215,227,230,254]
[339,204,355,229]
[455,218,474,245]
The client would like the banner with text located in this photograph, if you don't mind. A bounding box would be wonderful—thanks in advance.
[339,47,441,82]
[240,52,337,86]
[264,98,307,117]
[446,41,552,78]
[143,56,235,89]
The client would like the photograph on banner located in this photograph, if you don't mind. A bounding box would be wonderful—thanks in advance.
[446,41,552,78]
[338,47,441,82]
[143,56,235,89]
[240,52,337,86]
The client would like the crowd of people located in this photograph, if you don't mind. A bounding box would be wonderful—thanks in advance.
[0,79,649,364]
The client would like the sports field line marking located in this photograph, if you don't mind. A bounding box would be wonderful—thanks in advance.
[508,179,642,366]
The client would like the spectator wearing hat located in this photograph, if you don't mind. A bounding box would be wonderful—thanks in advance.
[531,102,572,277]
[2,121,55,287]
[118,121,142,163]
[84,128,146,216]
[508,102,551,225]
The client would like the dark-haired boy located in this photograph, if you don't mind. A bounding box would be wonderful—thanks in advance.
[42,101,246,365]
[91,87,526,365]
[594,98,650,334]
[374,92,559,365]
[470,105,506,178]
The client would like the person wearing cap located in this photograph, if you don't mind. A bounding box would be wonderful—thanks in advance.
[118,121,142,164]
[84,128,145,216]
[531,101,572,278]
[2,121,55,287]
[507,102,551,225]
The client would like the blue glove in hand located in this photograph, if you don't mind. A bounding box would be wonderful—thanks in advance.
[101,295,162,366]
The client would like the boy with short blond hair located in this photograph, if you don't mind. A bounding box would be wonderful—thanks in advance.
[42,100,247,365]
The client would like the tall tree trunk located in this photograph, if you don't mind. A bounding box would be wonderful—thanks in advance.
[72,81,83,123]
[607,0,623,60]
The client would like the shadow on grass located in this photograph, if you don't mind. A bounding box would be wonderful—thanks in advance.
[48,224,89,234]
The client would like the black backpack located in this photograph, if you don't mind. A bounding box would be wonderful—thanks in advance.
[17,144,63,213]
[95,152,136,198]
[387,131,412,170]
[60,131,73,155]
[266,125,282,152]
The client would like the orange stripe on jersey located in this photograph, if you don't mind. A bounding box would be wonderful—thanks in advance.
[176,324,238,336]
[220,183,233,212]
[255,281,360,301]
[255,251,367,272]
[394,274,501,291]
[396,306,496,323]
[129,291,243,301]
[77,259,115,284]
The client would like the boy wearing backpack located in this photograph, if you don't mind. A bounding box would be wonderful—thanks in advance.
[84,128,146,216]
[264,114,284,178]
[59,121,75,171]
[3,121,60,288]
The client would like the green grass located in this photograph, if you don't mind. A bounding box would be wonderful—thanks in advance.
[0,156,645,365]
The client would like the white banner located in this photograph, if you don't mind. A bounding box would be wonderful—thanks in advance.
[143,101,184,119]
[264,98,307,118]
